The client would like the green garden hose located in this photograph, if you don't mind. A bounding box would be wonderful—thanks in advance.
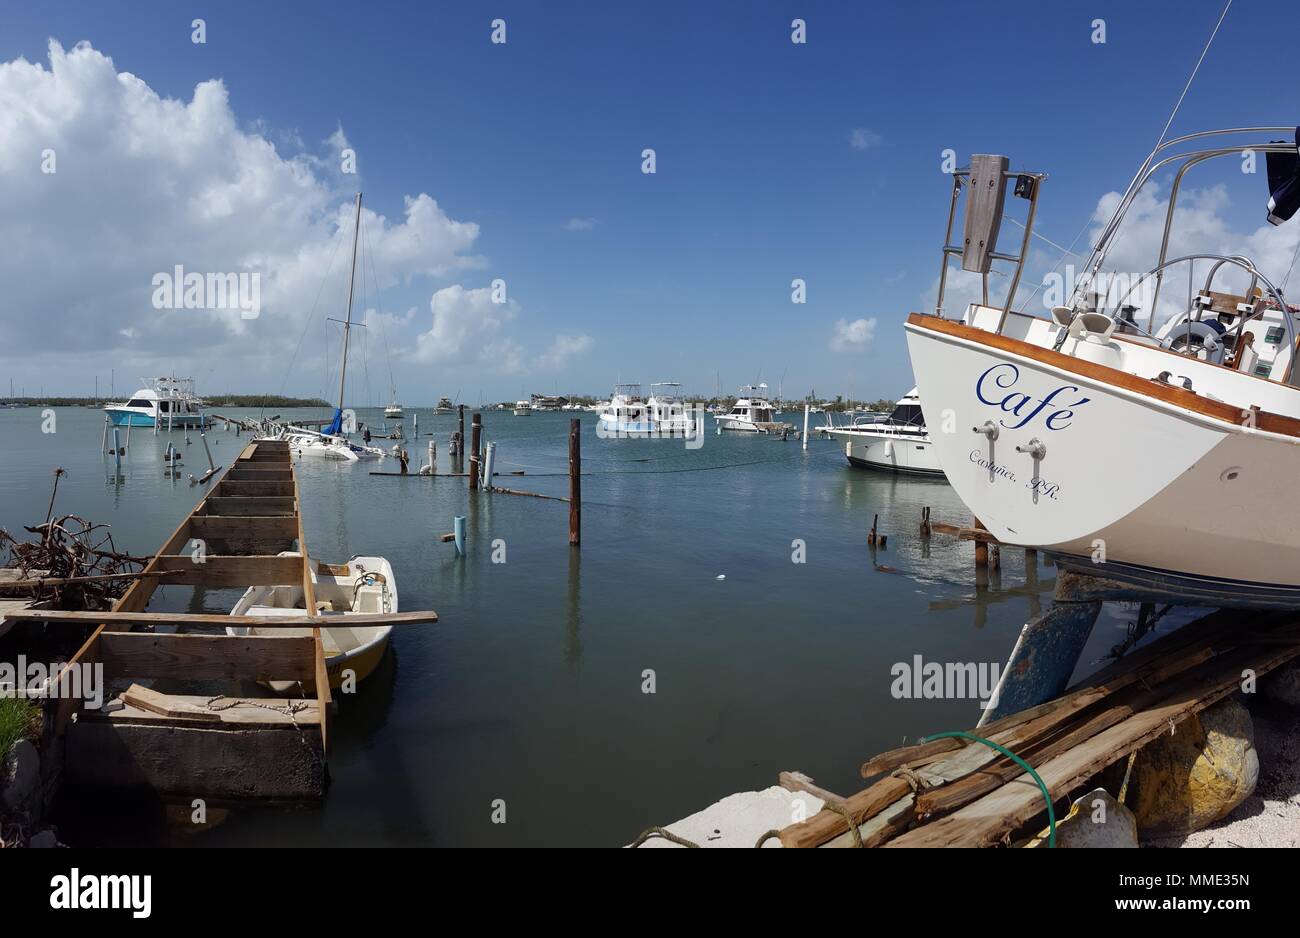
[920,731,1057,848]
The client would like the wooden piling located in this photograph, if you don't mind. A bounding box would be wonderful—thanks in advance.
[867,513,885,548]
[568,418,581,546]
[469,412,482,490]
[973,517,989,569]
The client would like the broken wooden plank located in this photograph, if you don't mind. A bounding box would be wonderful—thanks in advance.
[122,683,222,722]
[778,771,847,807]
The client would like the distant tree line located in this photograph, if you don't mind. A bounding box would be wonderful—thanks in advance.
[204,395,331,408]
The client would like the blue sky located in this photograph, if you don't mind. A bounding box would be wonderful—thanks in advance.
[2,0,1295,403]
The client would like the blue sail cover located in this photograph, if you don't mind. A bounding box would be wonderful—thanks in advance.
[323,407,344,436]
[1265,128,1300,226]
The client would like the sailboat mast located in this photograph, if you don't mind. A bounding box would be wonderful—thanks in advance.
[337,191,363,416]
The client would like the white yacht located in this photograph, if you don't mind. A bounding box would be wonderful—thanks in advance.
[434,397,455,414]
[384,402,404,419]
[905,129,1300,605]
[104,375,206,429]
[714,384,789,433]
[826,389,943,476]
[513,400,532,416]
[279,426,388,461]
[597,382,697,436]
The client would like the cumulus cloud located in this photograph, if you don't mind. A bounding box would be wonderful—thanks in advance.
[0,40,483,383]
[537,334,594,370]
[564,217,597,232]
[849,128,882,151]
[1081,182,1300,325]
[830,317,877,351]
[412,285,521,365]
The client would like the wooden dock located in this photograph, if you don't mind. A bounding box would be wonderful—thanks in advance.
[35,440,350,799]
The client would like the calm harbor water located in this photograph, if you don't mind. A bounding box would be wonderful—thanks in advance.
[1,405,1171,846]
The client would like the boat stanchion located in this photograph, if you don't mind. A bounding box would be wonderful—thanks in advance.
[453,515,466,556]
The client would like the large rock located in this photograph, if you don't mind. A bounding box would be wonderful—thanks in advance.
[1024,788,1138,847]
[1,739,41,819]
[1128,696,1257,836]
[1024,784,1138,841]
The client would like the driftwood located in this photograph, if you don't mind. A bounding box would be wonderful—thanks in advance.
[0,472,148,610]
[777,607,1300,848]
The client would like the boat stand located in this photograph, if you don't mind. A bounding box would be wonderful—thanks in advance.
[978,569,1104,724]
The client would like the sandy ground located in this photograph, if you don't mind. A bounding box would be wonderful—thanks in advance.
[1144,697,1300,848]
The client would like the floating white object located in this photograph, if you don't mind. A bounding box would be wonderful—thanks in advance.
[715,574,726,580]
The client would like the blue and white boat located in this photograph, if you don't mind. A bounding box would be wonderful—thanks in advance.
[104,375,207,428]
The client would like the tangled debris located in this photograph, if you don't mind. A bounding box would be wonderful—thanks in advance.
[0,468,148,611]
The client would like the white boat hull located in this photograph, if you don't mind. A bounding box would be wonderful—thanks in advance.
[828,429,944,476]
[905,315,1300,596]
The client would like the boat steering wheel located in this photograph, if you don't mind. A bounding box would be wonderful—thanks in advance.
[1160,319,1226,365]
